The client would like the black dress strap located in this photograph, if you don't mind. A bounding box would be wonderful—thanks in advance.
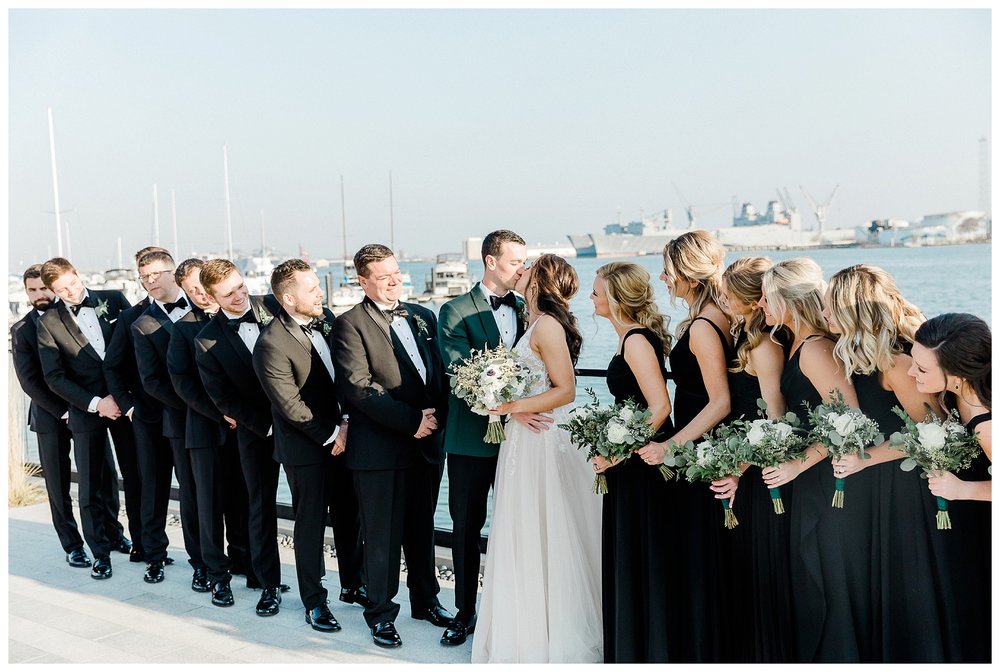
[619,327,649,356]
[967,412,992,433]
[692,316,731,353]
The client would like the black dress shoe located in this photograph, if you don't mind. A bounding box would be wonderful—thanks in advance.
[255,587,281,617]
[143,561,165,584]
[440,615,476,646]
[66,548,92,568]
[191,568,210,593]
[339,585,374,609]
[372,621,402,648]
[129,547,145,563]
[277,583,291,593]
[412,603,455,628]
[164,556,175,566]
[91,556,113,580]
[305,603,342,633]
[211,580,235,607]
[116,536,133,554]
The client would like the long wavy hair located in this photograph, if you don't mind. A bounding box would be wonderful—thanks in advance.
[662,230,726,337]
[827,264,925,378]
[914,313,991,411]
[527,254,583,365]
[761,257,831,341]
[723,256,773,373]
[596,261,672,355]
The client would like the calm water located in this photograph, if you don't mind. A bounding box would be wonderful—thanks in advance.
[19,243,992,532]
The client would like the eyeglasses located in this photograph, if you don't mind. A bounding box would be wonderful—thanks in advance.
[139,269,174,283]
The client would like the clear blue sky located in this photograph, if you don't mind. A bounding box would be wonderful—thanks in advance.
[8,8,991,270]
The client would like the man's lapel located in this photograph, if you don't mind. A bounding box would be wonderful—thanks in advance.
[361,298,393,348]
[469,283,502,350]
[513,296,526,346]
[278,308,313,357]
[93,292,115,346]
[56,300,98,361]
[217,312,254,367]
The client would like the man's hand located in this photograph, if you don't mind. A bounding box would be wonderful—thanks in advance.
[414,408,438,439]
[223,415,237,430]
[510,411,554,434]
[331,422,349,456]
[96,395,121,420]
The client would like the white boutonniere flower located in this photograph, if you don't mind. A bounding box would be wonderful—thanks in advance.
[413,314,430,337]
[320,321,332,337]
[95,299,110,320]
[259,313,273,327]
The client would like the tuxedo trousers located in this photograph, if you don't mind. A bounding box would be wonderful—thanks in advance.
[236,433,282,588]
[353,460,444,628]
[170,437,204,568]
[71,428,124,559]
[190,432,250,584]
[108,416,143,552]
[447,452,498,619]
[35,425,85,552]
[134,418,174,564]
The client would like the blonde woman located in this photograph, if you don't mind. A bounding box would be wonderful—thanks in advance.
[824,265,950,662]
[590,262,677,663]
[636,230,734,662]
[720,256,793,662]
[757,257,867,663]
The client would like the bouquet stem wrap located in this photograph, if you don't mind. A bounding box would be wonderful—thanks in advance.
[936,496,951,530]
[722,499,738,529]
[593,473,608,495]
[484,416,506,444]
[658,464,675,481]
[832,477,846,509]
[769,486,785,515]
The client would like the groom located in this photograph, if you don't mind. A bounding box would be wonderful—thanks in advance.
[437,230,553,646]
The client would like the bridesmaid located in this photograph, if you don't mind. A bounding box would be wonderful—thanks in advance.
[757,257,869,663]
[590,261,677,663]
[909,312,991,662]
[636,230,734,662]
[719,256,794,662]
[823,265,947,662]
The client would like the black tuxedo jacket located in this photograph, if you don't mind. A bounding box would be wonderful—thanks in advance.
[168,307,228,449]
[252,306,340,467]
[195,295,280,444]
[36,289,131,433]
[103,297,162,425]
[132,301,187,439]
[332,297,447,472]
[11,309,69,434]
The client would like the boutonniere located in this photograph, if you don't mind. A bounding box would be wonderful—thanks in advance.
[320,321,332,337]
[260,313,273,327]
[413,314,430,337]
[95,299,110,320]
[516,301,528,328]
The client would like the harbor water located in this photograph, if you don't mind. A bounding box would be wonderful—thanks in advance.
[15,243,992,532]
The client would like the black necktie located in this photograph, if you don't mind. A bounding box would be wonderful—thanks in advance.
[164,296,188,313]
[69,296,93,316]
[383,306,408,321]
[228,311,257,330]
[489,293,517,311]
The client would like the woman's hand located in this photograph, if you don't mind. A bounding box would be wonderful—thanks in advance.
[710,475,739,504]
[927,470,966,501]
[762,460,805,488]
[831,453,868,478]
[636,440,667,466]
[592,455,624,474]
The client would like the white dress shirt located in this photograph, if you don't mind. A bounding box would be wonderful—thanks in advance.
[154,290,192,324]
[67,290,109,413]
[221,307,261,353]
[374,300,427,384]
[479,284,518,349]
[291,314,339,446]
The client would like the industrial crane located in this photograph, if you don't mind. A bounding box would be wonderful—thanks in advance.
[800,184,840,240]
[673,182,730,229]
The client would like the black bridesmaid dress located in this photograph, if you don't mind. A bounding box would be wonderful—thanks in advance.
[602,327,678,663]
[667,316,736,662]
[727,329,795,662]
[780,336,877,663]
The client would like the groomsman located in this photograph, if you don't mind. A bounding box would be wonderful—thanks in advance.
[132,251,206,590]
[36,257,136,580]
[167,258,251,608]
[104,246,176,577]
[11,264,88,567]
[438,230,550,645]
[333,244,454,649]
[252,259,365,633]
[194,259,292,617]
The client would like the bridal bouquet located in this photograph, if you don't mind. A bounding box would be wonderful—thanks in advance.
[805,391,883,508]
[448,345,540,443]
[559,388,657,494]
[673,421,752,529]
[743,407,809,514]
[889,406,983,530]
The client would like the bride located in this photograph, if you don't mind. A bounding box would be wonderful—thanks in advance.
[471,254,603,663]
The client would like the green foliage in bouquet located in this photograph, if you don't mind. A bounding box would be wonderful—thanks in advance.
[805,390,883,508]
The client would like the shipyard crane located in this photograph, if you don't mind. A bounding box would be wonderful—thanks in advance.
[673,182,729,229]
[800,184,840,240]
[776,187,800,230]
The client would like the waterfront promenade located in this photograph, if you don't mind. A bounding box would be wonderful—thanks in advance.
[8,488,473,664]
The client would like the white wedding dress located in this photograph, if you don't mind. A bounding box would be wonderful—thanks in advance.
[471,321,604,663]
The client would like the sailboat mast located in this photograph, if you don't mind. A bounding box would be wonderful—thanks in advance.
[171,189,178,256]
[47,107,64,257]
[259,209,265,261]
[153,184,160,245]
[340,175,348,283]
[389,169,395,253]
[223,144,234,260]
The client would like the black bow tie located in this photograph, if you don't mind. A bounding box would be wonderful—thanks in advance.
[69,296,93,316]
[163,296,188,313]
[489,293,517,311]
[383,305,408,321]
[301,318,321,335]
[227,310,257,330]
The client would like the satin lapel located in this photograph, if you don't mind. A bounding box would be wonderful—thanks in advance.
[278,309,313,357]
[393,307,427,383]
[218,313,254,367]
[57,301,98,360]
[513,295,526,345]
[361,298,394,348]
[469,284,502,351]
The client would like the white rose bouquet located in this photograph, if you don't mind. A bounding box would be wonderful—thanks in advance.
[743,410,809,514]
[805,391,884,508]
[448,344,540,443]
[673,421,752,529]
[889,406,983,530]
[558,388,657,494]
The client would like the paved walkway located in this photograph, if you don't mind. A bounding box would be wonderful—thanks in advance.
[8,492,475,664]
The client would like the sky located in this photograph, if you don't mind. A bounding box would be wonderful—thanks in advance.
[7,8,991,271]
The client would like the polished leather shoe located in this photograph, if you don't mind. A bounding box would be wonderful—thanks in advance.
[129,547,145,563]
[164,556,175,566]
[143,561,165,583]
[255,587,281,617]
[66,548,92,568]
[211,580,235,607]
[440,615,476,646]
[305,603,342,633]
[91,556,113,580]
[412,603,455,628]
[116,536,133,554]
[191,568,210,593]
[339,585,374,609]
[372,621,402,648]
